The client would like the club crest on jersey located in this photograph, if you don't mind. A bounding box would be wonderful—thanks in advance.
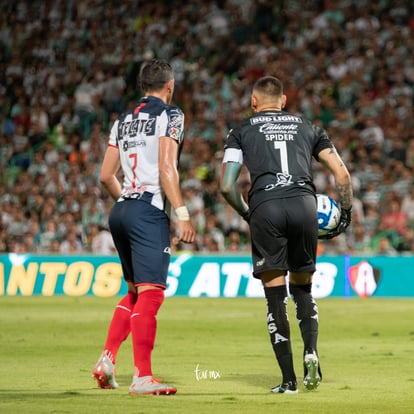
[264,173,293,190]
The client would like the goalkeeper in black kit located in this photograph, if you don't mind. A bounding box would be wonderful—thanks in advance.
[220,76,353,394]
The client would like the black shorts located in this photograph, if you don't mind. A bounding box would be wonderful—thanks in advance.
[108,198,171,288]
[249,195,318,278]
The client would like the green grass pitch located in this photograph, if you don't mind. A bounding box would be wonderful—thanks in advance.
[0,296,413,414]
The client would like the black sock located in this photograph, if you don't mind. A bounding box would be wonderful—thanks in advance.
[290,283,319,355]
[264,285,296,383]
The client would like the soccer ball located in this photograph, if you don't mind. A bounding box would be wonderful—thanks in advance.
[316,194,340,236]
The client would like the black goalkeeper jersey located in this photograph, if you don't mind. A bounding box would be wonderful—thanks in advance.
[224,110,334,212]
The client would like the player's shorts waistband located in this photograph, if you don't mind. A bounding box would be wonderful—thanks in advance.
[118,191,154,203]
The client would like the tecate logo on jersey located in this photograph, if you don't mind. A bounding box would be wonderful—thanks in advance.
[119,118,155,137]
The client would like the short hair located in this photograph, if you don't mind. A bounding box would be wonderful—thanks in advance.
[253,76,283,97]
[139,59,174,92]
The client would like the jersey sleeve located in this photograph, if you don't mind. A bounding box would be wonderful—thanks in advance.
[312,125,334,161]
[164,106,184,144]
[223,127,243,164]
[108,120,119,148]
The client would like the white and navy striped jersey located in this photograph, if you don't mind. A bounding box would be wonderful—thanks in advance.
[108,96,184,211]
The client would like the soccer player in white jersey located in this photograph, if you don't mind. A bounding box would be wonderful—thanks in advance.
[93,59,196,395]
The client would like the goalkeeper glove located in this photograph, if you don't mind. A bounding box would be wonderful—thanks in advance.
[318,207,352,240]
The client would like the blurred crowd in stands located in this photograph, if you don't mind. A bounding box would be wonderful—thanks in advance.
[1,0,414,256]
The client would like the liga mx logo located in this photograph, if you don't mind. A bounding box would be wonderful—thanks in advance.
[349,260,381,297]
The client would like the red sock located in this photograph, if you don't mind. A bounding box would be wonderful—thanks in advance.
[103,291,137,363]
[131,289,164,378]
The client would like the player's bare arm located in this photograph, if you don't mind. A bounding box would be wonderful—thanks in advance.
[220,161,250,220]
[318,147,353,209]
[159,136,196,243]
[100,146,122,201]
[318,146,353,240]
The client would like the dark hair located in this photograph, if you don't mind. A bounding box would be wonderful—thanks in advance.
[139,59,174,92]
[253,76,283,96]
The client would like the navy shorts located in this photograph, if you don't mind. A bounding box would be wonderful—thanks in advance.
[249,195,318,278]
[108,198,171,288]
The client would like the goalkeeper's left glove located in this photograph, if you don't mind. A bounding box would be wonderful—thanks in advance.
[318,207,352,240]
